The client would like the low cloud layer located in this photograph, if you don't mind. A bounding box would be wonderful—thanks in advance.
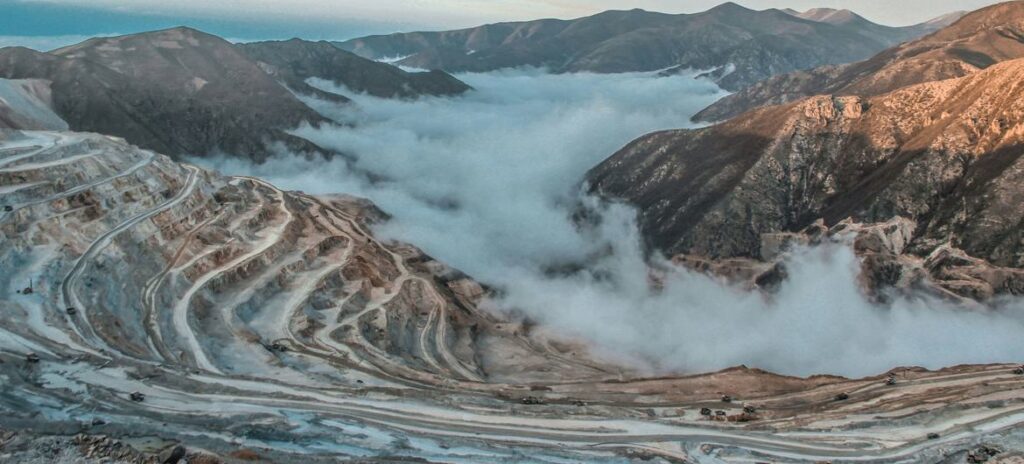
[199,70,1024,378]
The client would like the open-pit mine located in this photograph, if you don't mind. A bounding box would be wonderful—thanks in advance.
[2,129,1023,463]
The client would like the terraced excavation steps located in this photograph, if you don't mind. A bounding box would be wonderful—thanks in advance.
[1,129,1023,462]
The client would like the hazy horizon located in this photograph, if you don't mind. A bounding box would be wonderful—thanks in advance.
[0,0,1003,51]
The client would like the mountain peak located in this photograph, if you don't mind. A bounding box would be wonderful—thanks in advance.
[160,25,202,34]
[3,27,330,161]
[708,2,753,13]
[51,25,231,60]
[696,0,1024,122]
[785,7,865,25]
[117,26,212,42]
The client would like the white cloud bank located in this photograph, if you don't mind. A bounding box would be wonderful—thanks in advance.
[198,70,1024,378]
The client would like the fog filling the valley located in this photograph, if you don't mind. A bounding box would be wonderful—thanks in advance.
[199,70,1024,378]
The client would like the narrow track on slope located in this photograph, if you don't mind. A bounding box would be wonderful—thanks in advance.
[61,165,200,357]
[5,131,1024,463]
[141,211,224,362]
[169,177,293,373]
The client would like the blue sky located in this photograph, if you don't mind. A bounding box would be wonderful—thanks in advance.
[0,0,1000,50]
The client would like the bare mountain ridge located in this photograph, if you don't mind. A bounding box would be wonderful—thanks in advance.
[238,38,472,100]
[0,27,330,161]
[0,28,471,161]
[696,1,1024,121]
[783,7,963,44]
[588,57,1024,300]
[337,2,957,91]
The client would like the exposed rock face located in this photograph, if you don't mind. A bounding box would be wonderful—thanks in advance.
[3,129,1024,461]
[0,78,67,130]
[696,1,1024,122]
[674,216,1024,301]
[337,3,948,91]
[588,58,1024,298]
[237,39,471,100]
[0,28,331,161]
[0,129,609,384]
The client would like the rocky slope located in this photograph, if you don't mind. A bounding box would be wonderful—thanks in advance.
[3,129,1023,461]
[0,78,67,131]
[696,1,1024,122]
[337,3,951,91]
[238,39,471,100]
[589,57,1024,300]
[0,27,332,162]
[0,28,473,162]
[0,129,611,385]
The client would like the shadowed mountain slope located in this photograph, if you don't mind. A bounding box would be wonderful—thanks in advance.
[0,28,473,161]
[0,27,329,161]
[238,39,471,100]
[337,3,954,91]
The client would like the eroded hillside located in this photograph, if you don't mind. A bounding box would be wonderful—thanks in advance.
[2,128,1024,462]
[589,58,1024,301]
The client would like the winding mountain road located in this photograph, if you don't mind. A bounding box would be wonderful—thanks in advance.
[3,130,1023,463]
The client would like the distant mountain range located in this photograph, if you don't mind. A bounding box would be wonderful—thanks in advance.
[0,4,968,161]
[4,3,1024,460]
[696,2,1024,121]
[337,3,961,90]
[587,1,1024,300]
[0,28,470,161]
[782,7,963,43]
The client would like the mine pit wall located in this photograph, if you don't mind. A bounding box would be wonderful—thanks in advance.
[1,131,510,380]
[2,137,211,360]
[8,130,1024,462]
[81,169,222,358]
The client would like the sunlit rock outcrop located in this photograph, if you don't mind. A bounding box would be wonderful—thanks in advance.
[589,58,1024,300]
